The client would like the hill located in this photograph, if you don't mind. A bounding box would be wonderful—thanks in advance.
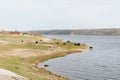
[27,28,120,36]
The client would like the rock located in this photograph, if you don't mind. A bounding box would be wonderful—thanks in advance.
[44,64,49,67]
[90,46,93,49]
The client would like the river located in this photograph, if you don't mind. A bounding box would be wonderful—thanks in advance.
[38,35,120,80]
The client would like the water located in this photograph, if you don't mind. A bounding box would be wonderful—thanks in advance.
[38,35,120,80]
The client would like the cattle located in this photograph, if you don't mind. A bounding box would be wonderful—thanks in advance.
[74,43,81,46]
[35,41,38,44]
[67,41,71,43]
[56,42,59,44]
[21,40,24,43]
[63,43,66,45]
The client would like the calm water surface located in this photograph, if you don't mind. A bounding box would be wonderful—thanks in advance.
[38,35,120,80]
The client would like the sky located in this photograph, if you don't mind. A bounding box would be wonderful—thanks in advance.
[0,0,120,31]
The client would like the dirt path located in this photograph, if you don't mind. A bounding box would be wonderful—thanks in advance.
[0,69,29,80]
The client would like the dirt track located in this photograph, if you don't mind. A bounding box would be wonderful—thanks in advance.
[0,69,29,80]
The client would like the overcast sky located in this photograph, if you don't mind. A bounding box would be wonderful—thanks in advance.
[0,0,120,31]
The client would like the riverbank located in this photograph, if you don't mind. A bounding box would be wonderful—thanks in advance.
[0,33,90,80]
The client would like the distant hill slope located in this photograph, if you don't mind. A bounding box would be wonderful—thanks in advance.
[27,28,120,36]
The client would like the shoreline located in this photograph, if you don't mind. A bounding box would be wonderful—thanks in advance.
[32,47,90,80]
[0,47,90,80]
[0,34,90,80]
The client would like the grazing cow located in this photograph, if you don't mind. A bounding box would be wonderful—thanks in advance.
[83,44,86,45]
[35,41,38,44]
[21,40,24,43]
[63,43,66,45]
[74,43,81,46]
[77,43,81,46]
[48,46,51,48]
[40,40,43,41]
[67,41,70,43]
[56,42,59,44]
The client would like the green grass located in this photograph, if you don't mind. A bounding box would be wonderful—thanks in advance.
[0,56,50,80]
[10,43,49,50]
[54,42,86,50]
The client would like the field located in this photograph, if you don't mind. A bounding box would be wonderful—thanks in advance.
[0,33,90,80]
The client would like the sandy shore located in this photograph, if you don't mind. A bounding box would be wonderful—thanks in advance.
[0,69,29,80]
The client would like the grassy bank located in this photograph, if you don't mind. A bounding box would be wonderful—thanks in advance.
[0,34,90,80]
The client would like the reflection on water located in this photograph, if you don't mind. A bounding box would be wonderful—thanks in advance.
[38,35,120,80]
